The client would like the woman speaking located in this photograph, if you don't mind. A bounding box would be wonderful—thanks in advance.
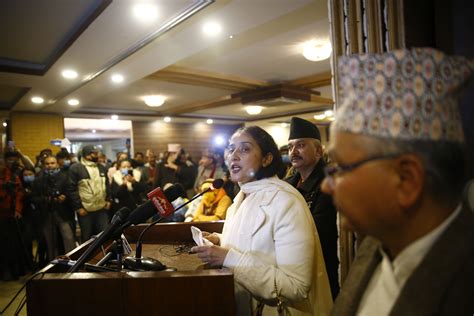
[192,126,332,315]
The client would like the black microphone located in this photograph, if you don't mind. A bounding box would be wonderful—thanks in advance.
[68,183,185,272]
[68,207,131,272]
[124,178,225,271]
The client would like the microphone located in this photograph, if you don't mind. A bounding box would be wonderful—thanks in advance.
[68,183,185,272]
[68,207,131,272]
[124,178,224,271]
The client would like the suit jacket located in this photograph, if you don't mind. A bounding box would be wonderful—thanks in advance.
[331,205,474,316]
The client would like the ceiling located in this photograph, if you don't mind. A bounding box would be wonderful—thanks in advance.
[0,0,334,129]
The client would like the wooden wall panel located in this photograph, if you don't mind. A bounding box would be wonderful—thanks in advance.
[10,112,64,161]
[132,121,242,161]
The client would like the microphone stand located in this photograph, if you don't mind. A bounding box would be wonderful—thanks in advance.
[124,186,215,271]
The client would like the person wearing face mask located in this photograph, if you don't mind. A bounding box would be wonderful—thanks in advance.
[192,178,232,222]
[56,150,72,173]
[191,126,333,316]
[110,159,148,215]
[32,156,75,261]
[67,145,111,242]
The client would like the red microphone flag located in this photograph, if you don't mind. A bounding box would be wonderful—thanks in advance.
[147,187,175,217]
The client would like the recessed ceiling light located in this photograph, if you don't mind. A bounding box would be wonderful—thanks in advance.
[111,74,124,83]
[206,119,213,124]
[229,35,234,39]
[302,40,332,62]
[31,96,44,104]
[203,22,222,36]
[68,99,79,106]
[143,95,166,107]
[2,122,7,127]
[133,3,158,22]
[245,105,263,115]
[111,115,119,120]
[92,129,96,134]
[314,114,326,120]
[62,69,78,79]
[324,110,334,117]
[163,116,171,123]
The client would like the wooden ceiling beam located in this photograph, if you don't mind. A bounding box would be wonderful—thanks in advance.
[287,71,332,89]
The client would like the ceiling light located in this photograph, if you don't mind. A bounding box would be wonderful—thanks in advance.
[31,96,44,104]
[203,22,222,36]
[111,115,119,120]
[143,95,166,107]
[133,3,158,22]
[206,119,213,124]
[245,105,263,115]
[62,69,78,79]
[2,122,7,127]
[302,40,332,62]
[314,114,326,120]
[324,110,334,117]
[68,99,79,106]
[229,35,234,39]
[214,135,225,146]
[111,74,124,83]
[328,117,335,121]
[280,123,288,128]
[164,116,171,123]
[92,129,96,134]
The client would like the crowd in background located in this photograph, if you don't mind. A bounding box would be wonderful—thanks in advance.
[0,142,237,281]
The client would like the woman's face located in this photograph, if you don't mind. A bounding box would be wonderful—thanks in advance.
[226,131,270,184]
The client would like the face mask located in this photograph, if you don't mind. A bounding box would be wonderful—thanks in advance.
[46,169,60,176]
[90,157,99,163]
[23,175,35,183]
[121,168,129,176]
[63,160,71,167]
[281,154,290,164]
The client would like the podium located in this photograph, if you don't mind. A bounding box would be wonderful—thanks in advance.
[26,221,235,316]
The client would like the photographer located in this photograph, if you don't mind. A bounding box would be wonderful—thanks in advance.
[32,156,75,261]
[0,153,28,281]
[111,159,148,214]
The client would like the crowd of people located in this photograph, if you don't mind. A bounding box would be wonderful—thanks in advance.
[1,47,473,315]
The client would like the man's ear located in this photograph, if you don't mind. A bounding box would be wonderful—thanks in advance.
[262,153,273,167]
[394,154,425,209]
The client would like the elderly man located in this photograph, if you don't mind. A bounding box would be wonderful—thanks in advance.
[325,48,474,315]
[285,117,339,299]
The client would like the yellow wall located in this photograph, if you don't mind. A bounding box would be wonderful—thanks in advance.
[11,112,64,161]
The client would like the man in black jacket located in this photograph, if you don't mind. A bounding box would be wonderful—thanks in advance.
[67,145,111,242]
[285,117,339,299]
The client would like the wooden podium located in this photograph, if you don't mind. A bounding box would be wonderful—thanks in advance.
[26,221,235,316]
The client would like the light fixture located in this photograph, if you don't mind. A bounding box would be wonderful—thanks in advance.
[245,105,263,115]
[214,135,225,146]
[280,122,288,128]
[31,96,44,104]
[143,95,166,107]
[2,122,7,127]
[328,117,335,121]
[229,35,234,39]
[92,129,96,134]
[324,110,334,117]
[62,69,78,79]
[302,40,332,62]
[111,74,124,83]
[111,115,119,120]
[163,116,171,123]
[206,119,213,125]
[133,3,158,22]
[314,114,326,120]
[203,22,222,36]
[68,99,79,106]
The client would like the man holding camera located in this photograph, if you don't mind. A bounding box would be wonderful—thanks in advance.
[32,155,75,261]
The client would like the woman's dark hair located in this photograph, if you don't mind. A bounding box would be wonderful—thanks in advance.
[232,126,285,179]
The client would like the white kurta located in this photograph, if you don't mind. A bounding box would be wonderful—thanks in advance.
[220,176,332,316]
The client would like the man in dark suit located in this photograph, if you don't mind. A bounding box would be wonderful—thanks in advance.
[324,48,474,315]
[285,117,339,299]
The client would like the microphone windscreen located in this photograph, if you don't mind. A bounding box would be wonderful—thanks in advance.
[111,207,131,224]
[211,178,225,189]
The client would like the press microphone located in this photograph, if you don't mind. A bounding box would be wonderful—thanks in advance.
[124,178,224,271]
[68,207,132,272]
[68,184,185,272]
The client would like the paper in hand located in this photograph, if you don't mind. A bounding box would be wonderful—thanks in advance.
[191,226,213,246]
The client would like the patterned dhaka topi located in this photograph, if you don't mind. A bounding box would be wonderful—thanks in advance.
[334,47,473,143]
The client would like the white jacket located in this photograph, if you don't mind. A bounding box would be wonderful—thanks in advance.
[221,176,333,316]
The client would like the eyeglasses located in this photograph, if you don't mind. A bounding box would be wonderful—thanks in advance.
[324,153,400,186]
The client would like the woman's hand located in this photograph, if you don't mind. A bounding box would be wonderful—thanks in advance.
[190,245,229,268]
[202,231,220,245]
